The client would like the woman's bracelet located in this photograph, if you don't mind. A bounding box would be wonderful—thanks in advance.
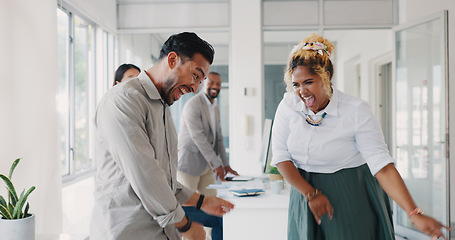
[306,189,322,202]
[408,207,424,217]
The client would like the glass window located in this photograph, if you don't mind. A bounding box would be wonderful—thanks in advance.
[73,16,93,173]
[57,6,114,179]
[57,8,70,175]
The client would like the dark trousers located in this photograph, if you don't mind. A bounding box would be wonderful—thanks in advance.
[182,206,223,240]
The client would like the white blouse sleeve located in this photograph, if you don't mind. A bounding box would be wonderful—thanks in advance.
[270,100,294,167]
[354,101,395,175]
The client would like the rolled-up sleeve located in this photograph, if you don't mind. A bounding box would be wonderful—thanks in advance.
[354,102,395,175]
[174,181,195,205]
[96,93,192,228]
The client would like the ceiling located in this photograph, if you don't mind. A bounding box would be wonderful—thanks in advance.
[117,0,397,45]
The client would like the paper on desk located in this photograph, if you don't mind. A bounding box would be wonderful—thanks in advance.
[208,178,264,190]
[207,183,231,189]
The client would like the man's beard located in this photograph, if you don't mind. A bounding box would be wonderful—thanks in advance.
[207,88,219,99]
[162,78,176,106]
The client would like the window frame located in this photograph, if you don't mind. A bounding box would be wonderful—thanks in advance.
[57,4,115,184]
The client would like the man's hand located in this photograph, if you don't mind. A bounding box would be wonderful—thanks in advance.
[224,166,238,176]
[180,221,205,240]
[200,196,234,216]
[215,166,226,181]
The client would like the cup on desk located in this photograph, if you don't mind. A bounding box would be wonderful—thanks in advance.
[270,180,283,194]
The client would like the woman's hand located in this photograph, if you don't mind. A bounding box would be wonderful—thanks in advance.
[376,164,451,239]
[410,214,451,240]
[307,194,333,225]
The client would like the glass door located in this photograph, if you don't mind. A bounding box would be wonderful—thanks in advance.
[393,11,449,239]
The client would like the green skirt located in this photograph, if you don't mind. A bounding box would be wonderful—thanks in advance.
[288,164,395,240]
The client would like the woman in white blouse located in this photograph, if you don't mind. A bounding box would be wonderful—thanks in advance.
[271,33,449,240]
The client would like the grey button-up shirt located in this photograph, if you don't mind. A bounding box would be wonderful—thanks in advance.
[90,71,194,240]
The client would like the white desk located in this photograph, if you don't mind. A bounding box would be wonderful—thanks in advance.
[215,179,290,240]
[36,234,88,240]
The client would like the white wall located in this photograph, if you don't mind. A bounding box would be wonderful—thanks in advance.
[398,0,455,234]
[334,30,393,102]
[118,34,161,70]
[0,0,62,234]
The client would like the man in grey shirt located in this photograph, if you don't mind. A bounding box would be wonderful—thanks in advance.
[178,72,238,194]
[90,32,234,240]
[177,72,238,240]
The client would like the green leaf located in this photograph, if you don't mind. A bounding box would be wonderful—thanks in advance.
[22,202,30,218]
[0,195,10,218]
[12,189,25,219]
[0,174,18,206]
[0,174,18,205]
[8,202,14,214]
[267,167,281,175]
[0,202,12,219]
[0,196,6,208]
[12,186,35,219]
[8,158,21,179]
[7,158,20,207]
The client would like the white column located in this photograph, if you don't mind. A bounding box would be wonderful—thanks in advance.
[229,0,264,176]
[0,0,62,234]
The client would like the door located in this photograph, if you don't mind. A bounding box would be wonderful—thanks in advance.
[393,11,449,239]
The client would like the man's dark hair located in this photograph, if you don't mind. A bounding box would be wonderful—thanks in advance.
[159,32,214,64]
[208,71,220,76]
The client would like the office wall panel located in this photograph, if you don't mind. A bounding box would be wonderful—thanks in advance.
[263,1,319,26]
[324,1,394,26]
[118,2,229,29]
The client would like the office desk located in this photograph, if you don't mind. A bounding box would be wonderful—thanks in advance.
[216,179,290,240]
[36,234,88,240]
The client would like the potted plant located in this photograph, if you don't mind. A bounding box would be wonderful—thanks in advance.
[267,167,285,190]
[0,158,36,240]
[267,166,283,181]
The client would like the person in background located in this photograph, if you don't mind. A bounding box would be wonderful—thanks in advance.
[177,72,238,240]
[113,63,141,86]
[271,33,450,240]
[90,32,234,240]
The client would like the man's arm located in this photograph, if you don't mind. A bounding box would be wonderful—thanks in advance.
[176,193,235,240]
